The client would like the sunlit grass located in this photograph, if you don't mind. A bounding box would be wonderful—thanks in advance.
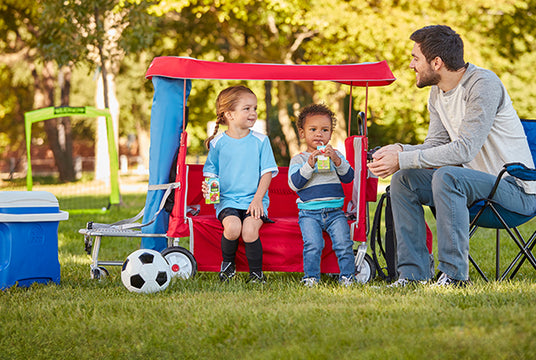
[1,182,536,359]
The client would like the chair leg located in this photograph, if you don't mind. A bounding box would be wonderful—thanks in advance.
[503,230,536,280]
[495,229,500,281]
[469,253,489,282]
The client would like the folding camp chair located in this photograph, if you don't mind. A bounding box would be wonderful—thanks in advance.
[468,119,536,281]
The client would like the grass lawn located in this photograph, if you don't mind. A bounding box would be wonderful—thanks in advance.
[1,184,536,359]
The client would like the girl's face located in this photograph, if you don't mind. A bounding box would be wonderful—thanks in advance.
[226,93,258,131]
[299,114,332,152]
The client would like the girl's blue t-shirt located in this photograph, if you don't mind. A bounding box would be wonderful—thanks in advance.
[203,130,278,216]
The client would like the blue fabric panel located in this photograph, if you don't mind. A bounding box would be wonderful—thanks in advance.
[141,77,191,251]
[521,119,536,162]
[505,163,536,181]
[469,201,534,229]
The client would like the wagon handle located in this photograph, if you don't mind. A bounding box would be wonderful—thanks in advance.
[347,84,369,137]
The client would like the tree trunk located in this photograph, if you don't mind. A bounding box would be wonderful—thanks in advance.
[276,82,300,157]
[95,70,120,182]
[30,60,75,182]
[55,65,76,182]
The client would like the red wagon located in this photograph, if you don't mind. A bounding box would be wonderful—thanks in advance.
[81,57,396,282]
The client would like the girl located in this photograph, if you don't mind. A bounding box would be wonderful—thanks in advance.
[202,85,278,283]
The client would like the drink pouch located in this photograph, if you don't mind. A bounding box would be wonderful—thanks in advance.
[316,145,330,172]
[205,177,220,204]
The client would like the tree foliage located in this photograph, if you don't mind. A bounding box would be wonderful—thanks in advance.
[2,0,536,171]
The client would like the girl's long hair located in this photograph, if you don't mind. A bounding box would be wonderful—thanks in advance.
[204,85,256,150]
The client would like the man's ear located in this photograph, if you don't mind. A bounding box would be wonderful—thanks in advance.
[431,56,443,71]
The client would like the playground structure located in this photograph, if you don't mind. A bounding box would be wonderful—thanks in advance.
[80,57,395,281]
[24,106,121,209]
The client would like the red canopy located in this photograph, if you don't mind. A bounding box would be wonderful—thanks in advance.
[145,56,396,87]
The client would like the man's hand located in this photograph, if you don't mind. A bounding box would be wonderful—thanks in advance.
[367,144,402,178]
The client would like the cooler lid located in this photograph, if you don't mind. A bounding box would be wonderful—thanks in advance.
[0,191,60,209]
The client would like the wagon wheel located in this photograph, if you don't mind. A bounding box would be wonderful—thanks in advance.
[161,246,197,279]
[354,252,376,284]
[90,266,109,280]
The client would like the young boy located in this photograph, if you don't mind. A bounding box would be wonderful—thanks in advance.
[288,103,356,287]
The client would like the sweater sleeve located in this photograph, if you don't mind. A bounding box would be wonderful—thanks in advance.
[399,71,502,169]
[288,154,314,191]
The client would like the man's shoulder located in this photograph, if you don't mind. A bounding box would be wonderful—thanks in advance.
[463,64,501,85]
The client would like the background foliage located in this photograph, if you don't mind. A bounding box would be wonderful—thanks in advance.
[1,0,536,166]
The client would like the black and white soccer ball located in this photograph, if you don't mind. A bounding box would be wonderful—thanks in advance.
[121,249,171,294]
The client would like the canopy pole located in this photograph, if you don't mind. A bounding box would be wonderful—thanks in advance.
[364,83,369,137]
[183,80,187,132]
[347,84,353,137]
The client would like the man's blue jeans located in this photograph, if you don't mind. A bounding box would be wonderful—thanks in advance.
[391,166,536,281]
[298,208,355,281]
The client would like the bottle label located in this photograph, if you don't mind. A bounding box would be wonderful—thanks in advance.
[205,177,220,204]
[316,146,330,172]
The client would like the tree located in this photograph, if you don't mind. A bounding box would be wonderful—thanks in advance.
[38,0,158,181]
[0,0,77,181]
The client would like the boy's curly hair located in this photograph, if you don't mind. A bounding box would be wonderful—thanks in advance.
[297,103,337,130]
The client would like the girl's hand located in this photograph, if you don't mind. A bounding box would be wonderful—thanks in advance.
[323,145,341,166]
[201,180,209,198]
[247,198,264,219]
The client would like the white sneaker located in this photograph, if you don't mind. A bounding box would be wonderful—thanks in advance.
[301,277,319,287]
[339,276,354,287]
[387,278,427,288]
[431,273,470,287]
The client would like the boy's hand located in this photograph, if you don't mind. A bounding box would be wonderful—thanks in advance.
[307,150,321,168]
[323,145,341,167]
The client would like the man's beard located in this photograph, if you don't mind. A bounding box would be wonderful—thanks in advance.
[416,69,440,88]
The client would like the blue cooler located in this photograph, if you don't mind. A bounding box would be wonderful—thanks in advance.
[0,191,68,289]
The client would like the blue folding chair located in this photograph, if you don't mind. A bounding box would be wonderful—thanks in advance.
[468,119,536,281]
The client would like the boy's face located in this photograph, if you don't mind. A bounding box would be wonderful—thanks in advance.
[299,114,333,152]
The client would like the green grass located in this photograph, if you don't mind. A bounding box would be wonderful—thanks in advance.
[1,190,536,360]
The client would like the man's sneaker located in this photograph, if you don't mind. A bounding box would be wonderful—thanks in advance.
[339,275,355,287]
[432,272,470,287]
[301,277,319,287]
[387,278,427,288]
[246,271,266,284]
[219,261,236,282]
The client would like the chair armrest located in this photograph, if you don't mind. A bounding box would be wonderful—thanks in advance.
[504,162,536,181]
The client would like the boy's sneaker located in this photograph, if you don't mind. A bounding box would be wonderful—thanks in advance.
[387,278,427,288]
[301,277,319,287]
[246,271,266,284]
[219,261,236,282]
[432,272,470,288]
[339,275,355,287]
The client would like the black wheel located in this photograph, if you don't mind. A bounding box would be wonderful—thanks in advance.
[91,266,109,280]
[161,246,197,279]
[354,253,375,284]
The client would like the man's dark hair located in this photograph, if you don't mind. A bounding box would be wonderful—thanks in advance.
[410,25,466,71]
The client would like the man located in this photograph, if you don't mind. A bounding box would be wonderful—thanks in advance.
[368,25,536,286]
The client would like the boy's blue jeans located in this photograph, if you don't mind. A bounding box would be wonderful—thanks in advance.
[298,207,355,281]
[391,166,536,281]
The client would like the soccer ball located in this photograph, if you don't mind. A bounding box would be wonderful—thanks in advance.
[121,249,171,294]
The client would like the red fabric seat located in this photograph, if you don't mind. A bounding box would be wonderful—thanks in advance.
[167,134,376,274]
